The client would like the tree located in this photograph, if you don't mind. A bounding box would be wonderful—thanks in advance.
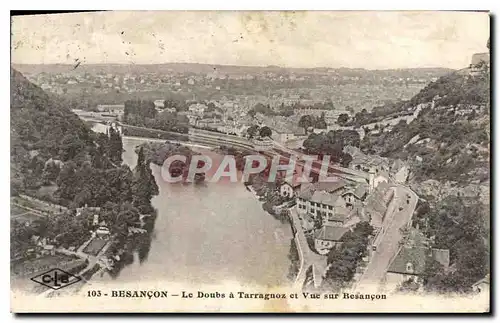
[246,125,260,139]
[132,147,159,214]
[259,126,273,138]
[298,115,315,131]
[341,153,352,168]
[337,113,349,126]
[108,126,123,164]
[56,161,78,202]
[315,112,327,129]
[323,222,373,290]
[248,109,257,118]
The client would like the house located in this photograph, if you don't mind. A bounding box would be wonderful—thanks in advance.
[310,190,350,224]
[154,100,165,109]
[385,246,450,289]
[279,181,302,199]
[385,228,450,290]
[188,103,207,116]
[393,164,410,184]
[341,183,369,205]
[296,180,348,216]
[92,214,99,226]
[272,130,304,143]
[42,245,56,256]
[251,138,274,152]
[96,226,110,238]
[369,169,390,191]
[97,104,125,114]
[296,180,369,221]
[364,182,393,228]
[472,274,490,293]
[314,225,349,255]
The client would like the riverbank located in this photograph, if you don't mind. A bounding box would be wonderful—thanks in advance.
[243,173,303,284]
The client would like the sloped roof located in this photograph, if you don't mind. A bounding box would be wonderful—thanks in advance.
[311,191,341,207]
[387,246,429,275]
[298,185,314,199]
[313,180,348,193]
[314,225,349,242]
[388,246,451,275]
[326,208,350,223]
[353,184,369,199]
[365,193,388,218]
[282,179,301,188]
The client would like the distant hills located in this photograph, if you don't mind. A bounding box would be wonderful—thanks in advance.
[12,63,453,78]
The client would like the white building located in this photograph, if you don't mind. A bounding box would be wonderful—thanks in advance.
[96,226,110,238]
[279,181,302,199]
[188,103,207,116]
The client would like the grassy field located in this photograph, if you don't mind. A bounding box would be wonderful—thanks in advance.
[83,237,107,256]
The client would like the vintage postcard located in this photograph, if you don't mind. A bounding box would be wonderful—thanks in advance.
[10,11,490,313]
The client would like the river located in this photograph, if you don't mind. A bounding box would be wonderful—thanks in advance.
[92,123,293,287]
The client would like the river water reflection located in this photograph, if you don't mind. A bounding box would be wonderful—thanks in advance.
[106,135,293,287]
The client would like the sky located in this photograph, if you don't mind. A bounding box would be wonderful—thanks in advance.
[11,11,490,69]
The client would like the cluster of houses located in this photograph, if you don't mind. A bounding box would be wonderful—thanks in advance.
[279,165,393,256]
[274,148,488,293]
[26,236,57,258]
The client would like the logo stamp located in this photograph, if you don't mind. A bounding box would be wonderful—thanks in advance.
[31,268,82,290]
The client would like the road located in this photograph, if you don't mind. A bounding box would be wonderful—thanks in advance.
[289,208,327,289]
[354,185,418,292]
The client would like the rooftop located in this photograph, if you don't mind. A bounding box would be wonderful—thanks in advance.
[313,180,348,193]
[387,246,428,275]
[311,191,341,207]
[314,225,349,242]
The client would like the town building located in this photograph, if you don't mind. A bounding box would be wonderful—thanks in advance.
[251,138,274,152]
[363,181,393,229]
[296,180,369,255]
[279,180,302,199]
[188,103,207,116]
[96,226,111,238]
[154,100,165,109]
[314,225,349,254]
[385,228,450,290]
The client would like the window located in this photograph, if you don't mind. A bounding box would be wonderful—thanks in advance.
[406,262,414,273]
[328,205,333,210]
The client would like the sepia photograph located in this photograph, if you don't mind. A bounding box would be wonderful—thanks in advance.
[9,10,490,313]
